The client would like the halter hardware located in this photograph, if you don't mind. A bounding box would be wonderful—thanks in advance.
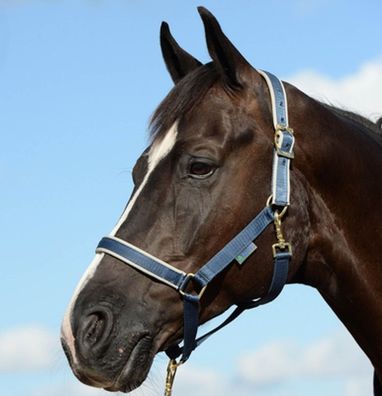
[95,70,295,396]
[178,273,207,299]
[275,128,295,159]
[272,210,292,258]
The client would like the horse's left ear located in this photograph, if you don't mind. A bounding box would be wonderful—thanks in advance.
[198,7,254,89]
[160,22,202,84]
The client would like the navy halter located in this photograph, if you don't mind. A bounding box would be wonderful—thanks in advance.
[96,70,295,365]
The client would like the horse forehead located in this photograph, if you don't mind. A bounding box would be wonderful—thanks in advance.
[179,107,236,141]
[178,109,253,151]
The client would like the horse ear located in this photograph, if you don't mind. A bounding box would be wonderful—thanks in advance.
[160,22,202,84]
[198,7,253,89]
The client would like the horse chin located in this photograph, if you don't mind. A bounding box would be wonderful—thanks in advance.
[103,334,155,393]
[65,332,156,394]
[105,325,184,393]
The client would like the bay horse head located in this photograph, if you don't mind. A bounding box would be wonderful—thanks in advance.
[61,6,382,395]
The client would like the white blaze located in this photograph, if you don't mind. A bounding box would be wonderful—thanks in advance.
[110,122,178,236]
[61,123,178,363]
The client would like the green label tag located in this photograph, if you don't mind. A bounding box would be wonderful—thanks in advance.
[236,242,257,265]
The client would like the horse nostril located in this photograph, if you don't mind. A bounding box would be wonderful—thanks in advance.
[78,307,114,358]
[84,313,105,345]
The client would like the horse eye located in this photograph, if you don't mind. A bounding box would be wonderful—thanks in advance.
[189,161,215,179]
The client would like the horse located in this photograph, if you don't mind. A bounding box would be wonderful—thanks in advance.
[61,7,382,395]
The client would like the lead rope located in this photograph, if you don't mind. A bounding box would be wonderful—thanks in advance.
[165,359,180,396]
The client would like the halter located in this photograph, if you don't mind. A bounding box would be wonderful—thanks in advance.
[96,70,295,395]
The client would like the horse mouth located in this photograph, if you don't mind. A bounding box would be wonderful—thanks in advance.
[104,334,155,393]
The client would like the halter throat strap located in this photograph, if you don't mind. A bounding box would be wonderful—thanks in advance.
[95,70,295,364]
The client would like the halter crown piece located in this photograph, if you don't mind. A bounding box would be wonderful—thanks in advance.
[96,70,295,395]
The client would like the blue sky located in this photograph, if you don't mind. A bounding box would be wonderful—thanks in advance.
[1,1,381,395]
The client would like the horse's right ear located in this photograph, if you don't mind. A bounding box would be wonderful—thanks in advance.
[160,22,202,84]
[198,7,254,89]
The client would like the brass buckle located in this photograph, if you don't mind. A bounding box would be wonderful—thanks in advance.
[272,242,292,258]
[274,128,294,159]
[275,124,294,134]
[269,204,293,258]
[178,273,207,299]
[276,148,294,160]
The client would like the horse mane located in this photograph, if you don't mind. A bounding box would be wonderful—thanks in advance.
[150,63,219,141]
[323,103,382,145]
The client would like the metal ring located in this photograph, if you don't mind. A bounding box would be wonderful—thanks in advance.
[276,206,288,219]
[266,195,288,218]
[178,273,207,299]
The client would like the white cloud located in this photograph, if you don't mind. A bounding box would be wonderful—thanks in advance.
[302,332,369,378]
[0,325,58,372]
[344,378,372,396]
[236,330,372,393]
[287,57,382,122]
[37,382,160,396]
[175,365,230,396]
[31,381,108,396]
[238,340,296,385]
[158,333,373,396]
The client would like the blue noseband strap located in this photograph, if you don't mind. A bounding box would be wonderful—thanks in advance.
[96,237,187,289]
[95,70,294,364]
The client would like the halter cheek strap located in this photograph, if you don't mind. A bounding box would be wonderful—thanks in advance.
[95,70,295,375]
[257,70,294,207]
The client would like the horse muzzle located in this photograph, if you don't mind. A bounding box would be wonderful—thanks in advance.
[61,303,156,393]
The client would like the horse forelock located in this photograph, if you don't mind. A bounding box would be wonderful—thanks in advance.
[150,62,220,142]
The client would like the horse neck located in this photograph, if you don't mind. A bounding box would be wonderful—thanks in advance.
[287,85,382,370]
